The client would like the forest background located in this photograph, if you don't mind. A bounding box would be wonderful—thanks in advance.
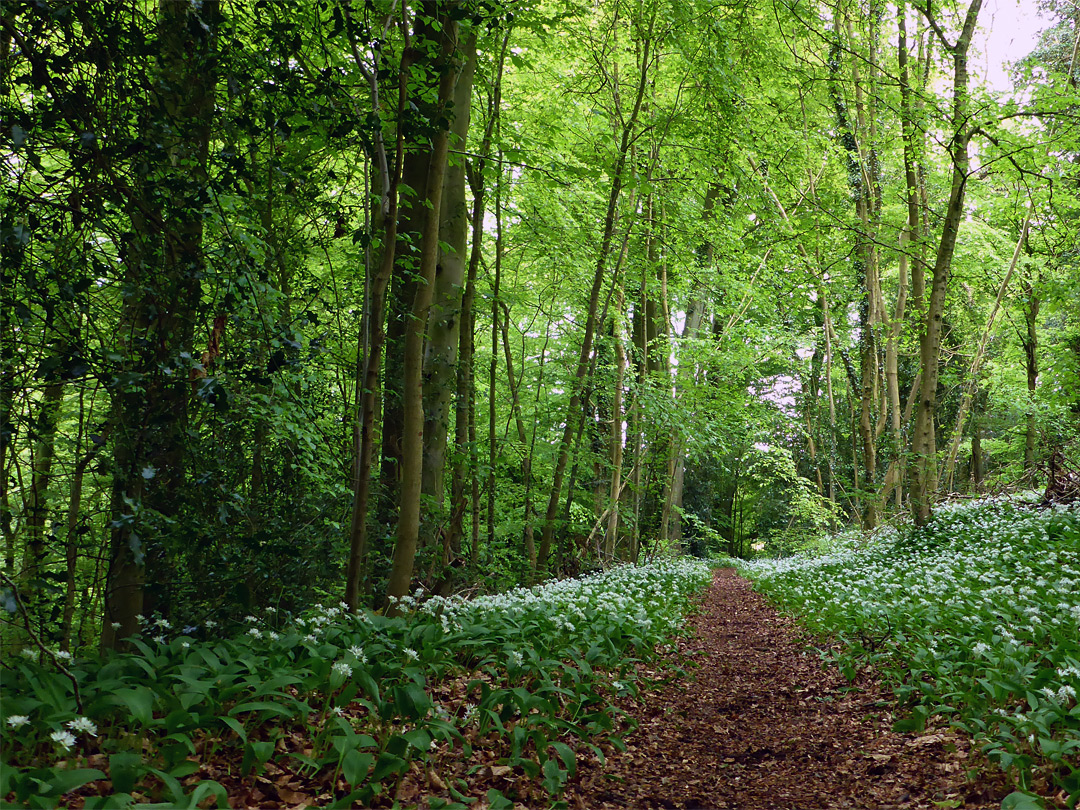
[2,0,1079,654]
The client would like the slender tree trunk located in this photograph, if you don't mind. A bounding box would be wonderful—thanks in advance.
[499,306,536,569]
[909,0,983,525]
[22,381,63,591]
[537,14,655,571]
[102,0,219,649]
[942,211,1030,490]
[420,36,477,570]
[1022,273,1040,472]
[448,30,509,568]
[487,155,503,558]
[386,5,461,606]
[971,389,985,489]
[605,265,627,565]
[344,18,414,610]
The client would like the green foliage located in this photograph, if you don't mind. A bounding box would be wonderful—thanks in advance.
[741,496,1080,804]
[0,558,711,806]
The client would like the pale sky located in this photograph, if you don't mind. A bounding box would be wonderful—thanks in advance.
[973,0,1055,91]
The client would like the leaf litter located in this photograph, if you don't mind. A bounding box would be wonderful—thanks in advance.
[563,568,1011,810]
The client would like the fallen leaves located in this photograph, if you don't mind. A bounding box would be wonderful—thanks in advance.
[563,569,1012,810]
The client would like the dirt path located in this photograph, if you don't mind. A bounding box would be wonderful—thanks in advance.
[563,568,1008,810]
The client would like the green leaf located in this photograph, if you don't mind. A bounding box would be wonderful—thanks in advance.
[341,749,373,787]
[109,752,145,795]
[486,788,515,810]
[218,715,247,742]
[404,728,432,752]
[41,768,106,798]
[370,752,407,782]
[1000,792,1045,810]
[541,757,566,795]
[551,741,576,776]
[228,700,294,718]
[188,780,228,808]
[114,685,155,726]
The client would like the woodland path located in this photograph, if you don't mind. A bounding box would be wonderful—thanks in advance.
[562,568,1009,810]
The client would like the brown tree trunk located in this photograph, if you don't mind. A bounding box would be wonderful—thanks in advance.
[909,0,983,525]
[420,35,477,572]
[537,13,655,571]
[102,0,219,649]
[1022,275,1040,472]
[344,11,415,610]
[447,31,509,571]
[386,4,461,606]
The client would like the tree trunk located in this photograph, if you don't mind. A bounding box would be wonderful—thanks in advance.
[537,13,655,571]
[447,31,509,570]
[500,306,536,569]
[1022,273,1040,472]
[22,380,63,592]
[420,35,477,569]
[386,5,461,606]
[102,0,219,649]
[909,0,983,526]
[344,13,415,610]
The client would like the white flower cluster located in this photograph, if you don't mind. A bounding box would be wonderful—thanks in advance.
[741,495,1080,728]
[416,557,711,647]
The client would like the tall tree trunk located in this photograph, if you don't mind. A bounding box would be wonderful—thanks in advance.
[909,0,983,526]
[500,306,536,569]
[537,12,655,571]
[1022,272,1040,472]
[386,4,461,606]
[102,0,219,649]
[420,35,477,572]
[942,211,1030,490]
[830,5,883,529]
[605,256,628,564]
[344,10,414,610]
[447,30,509,570]
[379,152,429,515]
[22,381,63,595]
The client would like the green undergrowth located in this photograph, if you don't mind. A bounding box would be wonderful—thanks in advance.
[740,494,1080,809]
[0,558,712,809]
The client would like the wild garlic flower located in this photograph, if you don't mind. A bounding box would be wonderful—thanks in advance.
[50,730,77,751]
[6,715,30,729]
[332,661,352,677]
[66,717,97,735]
[403,648,419,661]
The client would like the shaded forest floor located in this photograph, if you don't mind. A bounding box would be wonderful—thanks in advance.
[562,568,1011,810]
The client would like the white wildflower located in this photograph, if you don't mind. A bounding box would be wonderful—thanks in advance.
[66,717,97,735]
[50,730,76,751]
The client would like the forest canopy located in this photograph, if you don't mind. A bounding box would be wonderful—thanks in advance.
[2,0,1079,653]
